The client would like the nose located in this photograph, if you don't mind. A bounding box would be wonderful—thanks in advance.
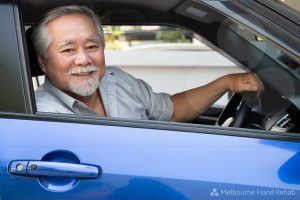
[74,49,91,66]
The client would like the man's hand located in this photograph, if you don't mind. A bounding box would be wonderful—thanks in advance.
[225,73,264,96]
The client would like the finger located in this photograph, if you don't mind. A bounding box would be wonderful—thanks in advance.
[245,81,258,91]
[252,73,264,97]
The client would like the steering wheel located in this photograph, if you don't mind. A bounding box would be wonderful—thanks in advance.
[216,92,256,128]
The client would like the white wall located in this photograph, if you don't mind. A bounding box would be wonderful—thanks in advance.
[105,50,245,106]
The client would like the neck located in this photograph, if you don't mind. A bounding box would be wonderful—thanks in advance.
[69,90,107,116]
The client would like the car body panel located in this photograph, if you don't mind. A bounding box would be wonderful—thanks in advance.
[1,118,300,199]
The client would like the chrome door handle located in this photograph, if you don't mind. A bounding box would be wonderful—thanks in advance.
[9,161,101,179]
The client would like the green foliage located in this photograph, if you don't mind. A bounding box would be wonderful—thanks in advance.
[155,30,186,42]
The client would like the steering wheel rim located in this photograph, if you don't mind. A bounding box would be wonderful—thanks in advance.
[216,92,255,128]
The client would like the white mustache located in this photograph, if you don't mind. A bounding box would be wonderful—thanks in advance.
[68,66,98,75]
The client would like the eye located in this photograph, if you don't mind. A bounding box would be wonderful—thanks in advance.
[87,45,99,49]
[62,48,74,53]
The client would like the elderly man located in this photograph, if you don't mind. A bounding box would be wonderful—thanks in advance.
[34,5,263,122]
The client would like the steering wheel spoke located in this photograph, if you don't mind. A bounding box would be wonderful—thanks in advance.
[216,92,256,128]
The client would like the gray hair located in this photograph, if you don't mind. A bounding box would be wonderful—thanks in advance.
[32,5,105,59]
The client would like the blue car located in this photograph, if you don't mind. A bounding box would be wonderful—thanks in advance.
[1,0,300,199]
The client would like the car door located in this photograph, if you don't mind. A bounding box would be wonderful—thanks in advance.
[1,0,300,199]
[1,114,300,199]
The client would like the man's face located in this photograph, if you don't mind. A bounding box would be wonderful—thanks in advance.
[39,14,105,97]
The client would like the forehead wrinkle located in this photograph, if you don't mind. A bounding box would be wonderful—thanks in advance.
[59,40,74,48]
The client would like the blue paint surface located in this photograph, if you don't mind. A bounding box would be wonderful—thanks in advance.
[1,118,300,199]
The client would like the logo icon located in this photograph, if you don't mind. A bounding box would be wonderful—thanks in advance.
[210,188,219,197]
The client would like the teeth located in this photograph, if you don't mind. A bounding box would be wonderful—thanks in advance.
[68,66,98,76]
[75,72,91,76]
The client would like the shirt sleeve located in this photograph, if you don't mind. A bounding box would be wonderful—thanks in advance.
[106,66,174,121]
[135,79,174,121]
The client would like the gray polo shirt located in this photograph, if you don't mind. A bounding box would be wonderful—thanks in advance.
[35,66,174,121]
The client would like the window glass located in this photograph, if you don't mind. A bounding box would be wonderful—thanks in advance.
[230,24,300,79]
[228,23,300,133]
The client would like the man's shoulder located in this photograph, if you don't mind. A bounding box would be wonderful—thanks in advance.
[35,85,73,114]
[105,66,128,76]
[105,66,138,83]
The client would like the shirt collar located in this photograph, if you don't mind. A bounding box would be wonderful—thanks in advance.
[43,69,117,117]
[43,77,77,111]
[43,77,97,115]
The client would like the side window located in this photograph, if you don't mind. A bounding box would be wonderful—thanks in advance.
[103,25,244,107]
[30,25,245,120]
[230,24,300,78]
[31,25,244,108]
[228,24,300,133]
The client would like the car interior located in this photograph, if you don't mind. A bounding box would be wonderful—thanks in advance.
[20,0,300,134]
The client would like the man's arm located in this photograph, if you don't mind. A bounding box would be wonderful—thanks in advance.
[169,73,264,122]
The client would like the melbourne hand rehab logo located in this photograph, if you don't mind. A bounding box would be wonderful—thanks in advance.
[210,187,296,198]
[210,188,220,197]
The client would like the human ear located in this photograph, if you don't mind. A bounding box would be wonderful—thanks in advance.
[37,54,47,74]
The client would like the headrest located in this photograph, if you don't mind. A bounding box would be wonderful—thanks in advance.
[26,27,44,77]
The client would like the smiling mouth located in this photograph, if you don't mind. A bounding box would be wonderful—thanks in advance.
[72,71,94,76]
[69,66,98,77]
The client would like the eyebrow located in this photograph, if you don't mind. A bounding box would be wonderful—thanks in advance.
[87,36,101,44]
[59,40,74,49]
[58,36,101,49]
